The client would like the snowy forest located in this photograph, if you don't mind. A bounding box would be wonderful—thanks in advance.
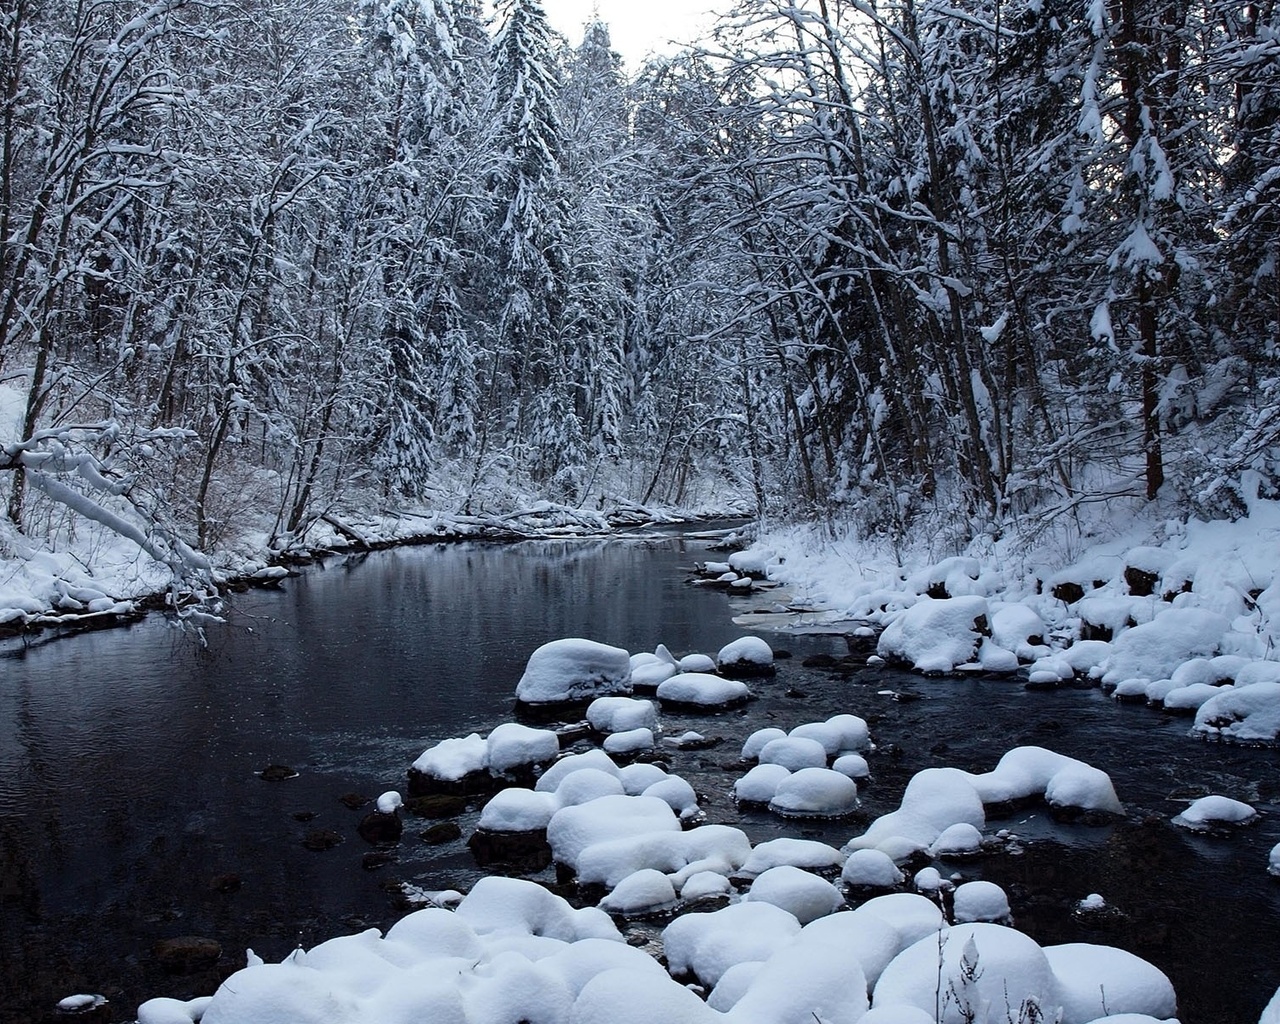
[1,0,1279,567]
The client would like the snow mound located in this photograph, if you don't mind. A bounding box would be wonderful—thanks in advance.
[743,865,844,924]
[547,794,681,872]
[577,824,751,889]
[411,732,488,781]
[968,746,1124,815]
[662,901,801,987]
[1171,794,1258,830]
[587,697,658,734]
[1195,682,1280,743]
[741,727,787,760]
[733,763,792,804]
[872,922,1055,1023]
[758,735,828,770]
[478,788,559,831]
[515,638,632,704]
[486,723,561,776]
[841,849,905,889]
[877,595,990,673]
[1045,943,1177,1023]
[603,728,655,756]
[738,837,845,879]
[1100,609,1229,687]
[656,672,751,707]
[768,767,859,818]
[716,635,774,675]
[598,869,678,917]
[953,880,1011,923]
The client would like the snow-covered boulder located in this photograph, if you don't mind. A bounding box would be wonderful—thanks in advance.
[968,746,1124,817]
[598,869,678,918]
[1046,944,1176,1023]
[841,849,904,890]
[535,750,621,793]
[1195,682,1280,743]
[758,735,828,771]
[743,865,844,924]
[832,753,871,780]
[724,926,871,1024]
[872,923,1055,1024]
[547,795,681,872]
[877,596,990,673]
[1171,794,1258,831]
[515,638,632,705]
[1099,609,1229,687]
[477,788,558,832]
[737,837,845,879]
[656,672,751,708]
[603,728,655,756]
[846,767,986,860]
[662,902,801,987]
[587,696,658,735]
[716,636,775,677]
[485,723,560,776]
[412,732,487,781]
[990,603,1048,660]
[928,821,985,858]
[733,763,792,804]
[677,653,717,673]
[953,880,1012,924]
[741,727,787,760]
[768,767,859,819]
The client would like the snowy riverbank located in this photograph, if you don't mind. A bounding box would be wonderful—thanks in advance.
[0,500,743,639]
[729,487,1280,745]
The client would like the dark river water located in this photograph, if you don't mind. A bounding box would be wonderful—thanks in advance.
[1,535,1278,1024]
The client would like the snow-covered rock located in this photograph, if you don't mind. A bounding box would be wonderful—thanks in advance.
[1171,794,1258,831]
[953,880,1012,924]
[737,837,845,879]
[743,865,844,924]
[603,728,655,756]
[412,732,488,781]
[769,767,859,819]
[758,735,828,771]
[598,869,678,917]
[515,638,632,704]
[547,795,681,872]
[1100,609,1229,687]
[733,763,792,804]
[877,596,990,673]
[1195,682,1280,743]
[872,923,1055,1023]
[662,902,801,987]
[486,723,560,776]
[477,788,558,831]
[716,635,775,676]
[656,672,751,707]
[841,849,905,889]
[1045,943,1177,1023]
[741,727,787,760]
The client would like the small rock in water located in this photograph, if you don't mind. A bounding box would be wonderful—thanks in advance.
[405,793,468,818]
[152,936,222,973]
[258,764,298,781]
[362,851,397,870]
[420,821,462,845]
[357,808,404,845]
[208,873,241,894]
[302,828,343,851]
[338,793,369,810]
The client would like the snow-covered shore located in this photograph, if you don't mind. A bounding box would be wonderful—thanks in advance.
[0,500,735,639]
[729,489,1280,745]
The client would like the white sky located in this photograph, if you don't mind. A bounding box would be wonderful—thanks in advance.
[540,1,721,68]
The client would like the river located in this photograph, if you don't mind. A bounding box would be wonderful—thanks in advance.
[1,535,1278,1023]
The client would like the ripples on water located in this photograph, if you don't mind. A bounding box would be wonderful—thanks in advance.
[1,538,1278,1024]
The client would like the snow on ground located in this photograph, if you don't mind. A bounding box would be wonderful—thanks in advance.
[731,496,1280,745]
